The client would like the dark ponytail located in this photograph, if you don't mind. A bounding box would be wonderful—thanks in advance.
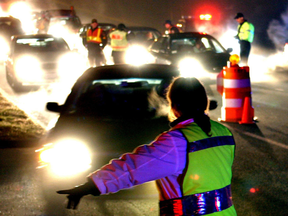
[193,112,212,137]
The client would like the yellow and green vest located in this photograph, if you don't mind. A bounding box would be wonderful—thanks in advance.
[160,120,237,216]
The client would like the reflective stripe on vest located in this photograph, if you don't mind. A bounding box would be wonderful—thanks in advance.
[160,185,233,215]
[160,120,235,215]
[87,28,102,43]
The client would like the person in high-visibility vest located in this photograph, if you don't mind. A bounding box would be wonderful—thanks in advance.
[234,12,254,66]
[86,19,107,67]
[57,77,237,216]
[109,23,129,64]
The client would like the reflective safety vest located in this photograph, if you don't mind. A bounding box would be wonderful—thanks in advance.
[110,30,128,51]
[86,27,103,44]
[160,120,237,216]
[237,21,254,43]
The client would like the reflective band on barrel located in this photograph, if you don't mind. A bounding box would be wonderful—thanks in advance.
[223,98,243,108]
[223,79,251,88]
[160,185,233,215]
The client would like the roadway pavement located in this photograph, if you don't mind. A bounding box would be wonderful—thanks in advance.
[0,60,288,215]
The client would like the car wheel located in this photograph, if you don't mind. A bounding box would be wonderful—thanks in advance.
[6,67,27,92]
[11,80,24,92]
[5,69,12,86]
[9,76,24,92]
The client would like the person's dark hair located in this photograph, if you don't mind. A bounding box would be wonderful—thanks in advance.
[165,20,172,25]
[166,77,211,136]
[118,23,126,31]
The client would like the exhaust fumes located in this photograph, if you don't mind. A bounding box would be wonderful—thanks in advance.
[148,88,169,117]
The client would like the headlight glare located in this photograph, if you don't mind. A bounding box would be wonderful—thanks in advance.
[125,45,155,65]
[58,53,87,82]
[179,58,206,78]
[37,139,91,176]
[15,56,41,81]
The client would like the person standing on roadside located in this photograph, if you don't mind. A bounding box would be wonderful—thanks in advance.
[109,23,129,64]
[234,12,254,66]
[57,76,237,216]
[86,19,107,67]
[164,20,180,34]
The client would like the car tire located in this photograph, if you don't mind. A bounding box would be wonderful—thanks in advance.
[11,80,24,92]
[5,69,12,86]
[6,73,24,92]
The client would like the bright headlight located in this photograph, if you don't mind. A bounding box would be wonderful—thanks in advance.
[179,58,206,78]
[125,45,155,65]
[37,139,91,176]
[15,56,41,81]
[58,53,87,80]
[48,24,70,37]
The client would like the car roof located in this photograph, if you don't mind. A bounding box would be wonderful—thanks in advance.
[12,34,61,39]
[167,32,214,39]
[127,26,160,32]
[0,16,20,22]
[43,9,77,17]
[79,64,180,81]
[98,23,116,27]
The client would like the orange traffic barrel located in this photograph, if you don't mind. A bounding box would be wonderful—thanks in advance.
[218,64,254,122]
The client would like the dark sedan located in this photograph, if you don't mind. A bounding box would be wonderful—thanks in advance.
[36,64,217,178]
[36,64,180,177]
[5,34,87,92]
[149,32,232,77]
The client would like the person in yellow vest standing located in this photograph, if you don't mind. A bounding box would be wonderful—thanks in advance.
[108,23,129,64]
[86,19,107,67]
[234,12,254,66]
[57,77,237,216]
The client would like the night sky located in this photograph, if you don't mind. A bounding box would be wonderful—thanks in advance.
[33,0,288,49]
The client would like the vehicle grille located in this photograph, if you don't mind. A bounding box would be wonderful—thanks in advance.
[42,63,57,70]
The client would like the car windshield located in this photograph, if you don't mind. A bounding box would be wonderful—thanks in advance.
[129,30,160,41]
[171,36,226,54]
[15,37,69,53]
[67,77,169,118]
[50,17,81,28]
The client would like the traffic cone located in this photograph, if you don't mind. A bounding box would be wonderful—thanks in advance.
[239,97,255,124]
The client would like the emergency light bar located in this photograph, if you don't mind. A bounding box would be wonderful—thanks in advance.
[199,14,212,21]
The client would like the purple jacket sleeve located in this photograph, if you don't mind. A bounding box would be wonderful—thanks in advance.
[88,129,187,194]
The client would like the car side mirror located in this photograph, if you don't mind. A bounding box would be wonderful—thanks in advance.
[46,102,61,113]
[227,48,233,53]
[209,100,218,110]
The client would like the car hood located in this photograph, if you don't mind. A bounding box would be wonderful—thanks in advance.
[14,50,70,62]
[171,51,230,72]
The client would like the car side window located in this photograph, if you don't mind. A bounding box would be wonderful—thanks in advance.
[210,38,226,53]
[150,37,168,53]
